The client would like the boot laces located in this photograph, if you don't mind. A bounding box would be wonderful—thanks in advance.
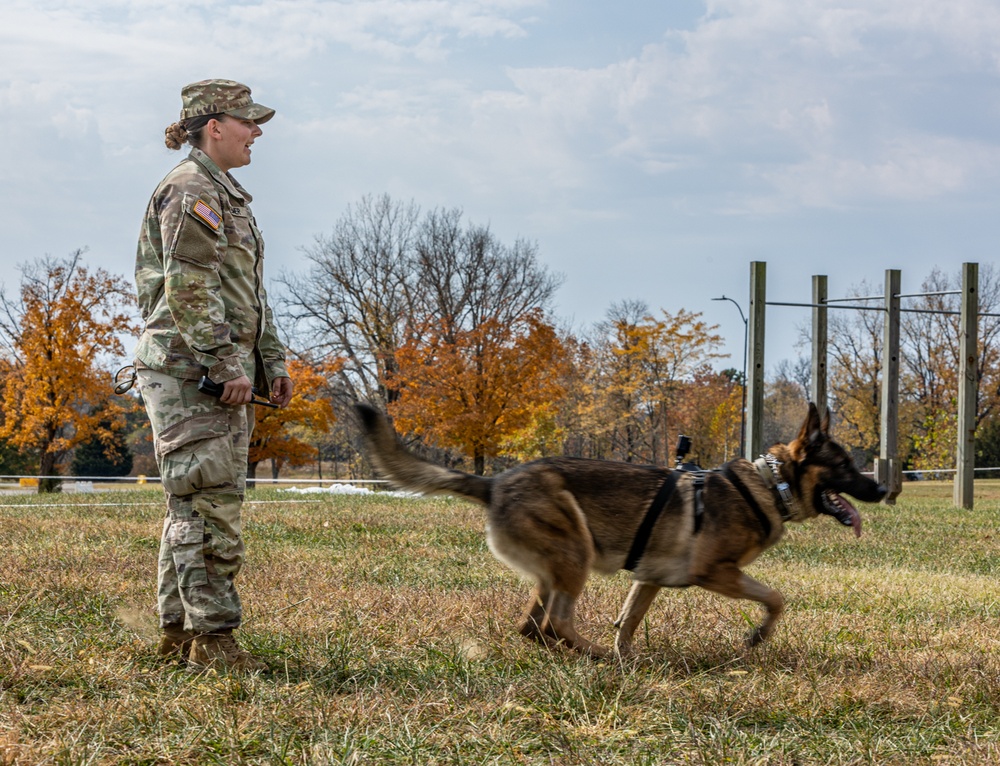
[217,633,243,655]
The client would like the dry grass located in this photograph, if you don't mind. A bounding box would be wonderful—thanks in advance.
[1,481,998,765]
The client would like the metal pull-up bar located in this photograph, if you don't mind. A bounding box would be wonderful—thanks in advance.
[744,261,979,510]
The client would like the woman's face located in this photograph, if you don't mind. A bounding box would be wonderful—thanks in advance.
[205,115,263,172]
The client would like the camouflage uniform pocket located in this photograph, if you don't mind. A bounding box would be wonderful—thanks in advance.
[166,517,209,588]
[170,193,224,268]
[157,413,237,497]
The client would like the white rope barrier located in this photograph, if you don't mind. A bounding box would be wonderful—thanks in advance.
[6,469,1000,486]
[0,474,387,485]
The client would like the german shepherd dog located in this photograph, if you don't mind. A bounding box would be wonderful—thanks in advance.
[354,403,887,657]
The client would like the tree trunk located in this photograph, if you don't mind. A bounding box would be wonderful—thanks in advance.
[38,451,61,494]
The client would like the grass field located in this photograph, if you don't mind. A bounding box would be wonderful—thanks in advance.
[1,481,997,765]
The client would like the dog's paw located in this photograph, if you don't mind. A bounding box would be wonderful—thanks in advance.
[613,637,635,658]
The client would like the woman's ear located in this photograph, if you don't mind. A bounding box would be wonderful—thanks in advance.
[204,117,224,140]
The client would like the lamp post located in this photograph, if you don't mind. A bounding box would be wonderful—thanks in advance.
[712,295,748,458]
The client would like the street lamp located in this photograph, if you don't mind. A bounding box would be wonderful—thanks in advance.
[713,295,748,458]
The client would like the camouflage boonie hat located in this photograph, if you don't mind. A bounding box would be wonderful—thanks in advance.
[179,79,275,125]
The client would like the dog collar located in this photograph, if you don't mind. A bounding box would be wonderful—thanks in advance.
[754,454,796,521]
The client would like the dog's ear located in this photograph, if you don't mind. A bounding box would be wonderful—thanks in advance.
[798,402,826,449]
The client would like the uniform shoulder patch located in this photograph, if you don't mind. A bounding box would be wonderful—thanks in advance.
[191,199,222,230]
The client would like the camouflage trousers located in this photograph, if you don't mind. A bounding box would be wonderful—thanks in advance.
[137,370,255,633]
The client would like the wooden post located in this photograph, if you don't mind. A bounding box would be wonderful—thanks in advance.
[746,262,767,461]
[811,275,828,422]
[874,269,902,504]
[954,262,978,510]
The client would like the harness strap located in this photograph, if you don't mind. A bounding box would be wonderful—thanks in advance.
[721,465,772,540]
[624,471,680,572]
[691,471,707,534]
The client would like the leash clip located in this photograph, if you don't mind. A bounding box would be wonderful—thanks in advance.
[113,365,137,395]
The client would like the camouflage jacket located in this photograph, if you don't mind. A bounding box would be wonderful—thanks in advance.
[134,148,287,391]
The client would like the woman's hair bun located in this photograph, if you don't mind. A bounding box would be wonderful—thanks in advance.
[164,121,189,150]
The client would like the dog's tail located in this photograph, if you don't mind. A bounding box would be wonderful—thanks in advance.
[354,403,492,506]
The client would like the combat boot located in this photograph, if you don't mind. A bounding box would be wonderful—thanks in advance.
[187,629,268,673]
[157,624,195,659]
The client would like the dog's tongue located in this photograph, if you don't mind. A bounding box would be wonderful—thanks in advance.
[826,491,863,538]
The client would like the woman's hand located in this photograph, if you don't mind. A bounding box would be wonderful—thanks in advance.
[270,376,294,408]
[220,375,254,405]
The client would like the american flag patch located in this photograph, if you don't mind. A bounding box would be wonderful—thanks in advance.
[192,199,222,230]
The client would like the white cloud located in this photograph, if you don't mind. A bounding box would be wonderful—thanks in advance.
[2,0,999,360]
[763,136,995,208]
[457,0,1000,214]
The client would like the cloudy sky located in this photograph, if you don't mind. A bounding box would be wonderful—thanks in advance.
[2,0,998,370]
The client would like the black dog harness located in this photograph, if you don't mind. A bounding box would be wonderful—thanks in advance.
[623,467,706,572]
[720,464,774,540]
[624,456,795,573]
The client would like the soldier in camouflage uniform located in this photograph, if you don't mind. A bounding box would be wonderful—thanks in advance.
[134,79,293,672]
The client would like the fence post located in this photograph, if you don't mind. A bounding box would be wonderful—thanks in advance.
[874,269,902,504]
[811,275,828,422]
[746,261,767,461]
[954,262,978,510]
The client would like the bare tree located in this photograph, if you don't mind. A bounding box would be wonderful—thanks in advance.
[763,359,809,450]
[278,194,420,406]
[277,195,562,415]
[413,210,562,338]
[823,280,885,461]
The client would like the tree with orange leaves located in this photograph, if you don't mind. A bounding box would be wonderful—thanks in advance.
[579,300,726,465]
[248,357,336,480]
[0,251,138,492]
[390,309,570,475]
[672,365,745,466]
